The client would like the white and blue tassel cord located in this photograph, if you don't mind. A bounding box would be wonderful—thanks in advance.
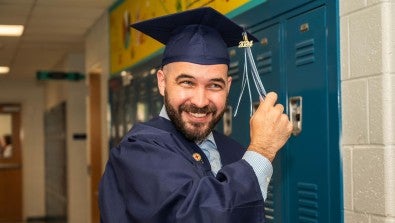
[234,31,267,117]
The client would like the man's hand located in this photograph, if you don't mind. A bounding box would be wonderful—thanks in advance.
[248,92,293,162]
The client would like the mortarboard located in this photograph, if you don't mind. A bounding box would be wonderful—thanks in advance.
[130,7,258,66]
[131,7,267,116]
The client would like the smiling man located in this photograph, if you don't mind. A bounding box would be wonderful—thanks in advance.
[160,62,230,142]
[99,7,292,223]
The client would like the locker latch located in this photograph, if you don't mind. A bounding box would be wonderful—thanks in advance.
[223,105,233,136]
[300,23,309,32]
[289,96,303,136]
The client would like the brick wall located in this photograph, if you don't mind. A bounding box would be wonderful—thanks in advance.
[340,0,395,222]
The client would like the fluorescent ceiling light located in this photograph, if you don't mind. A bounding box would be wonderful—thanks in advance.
[0,25,24,36]
[0,66,10,74]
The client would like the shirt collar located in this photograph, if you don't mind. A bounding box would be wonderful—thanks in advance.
[159,106,216,145]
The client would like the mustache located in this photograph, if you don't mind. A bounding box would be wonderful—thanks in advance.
[179,103,217,114]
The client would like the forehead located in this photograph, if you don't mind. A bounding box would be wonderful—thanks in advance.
[164,62,228,79]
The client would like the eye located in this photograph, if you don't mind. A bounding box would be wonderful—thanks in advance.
[208,83,224,90]
[179,80,194,87]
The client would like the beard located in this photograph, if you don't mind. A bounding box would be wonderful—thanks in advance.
[164,90,226,142]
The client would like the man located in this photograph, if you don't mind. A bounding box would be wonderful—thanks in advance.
[99,7,292,223]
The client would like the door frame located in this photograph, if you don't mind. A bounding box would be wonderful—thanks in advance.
[0,103,23,221]
[89,73,102,223]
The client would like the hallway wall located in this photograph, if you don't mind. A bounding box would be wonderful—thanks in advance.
[85,10,111,172]
[0,80,46,219]
[340,1,395,221]
[44,53,89,223]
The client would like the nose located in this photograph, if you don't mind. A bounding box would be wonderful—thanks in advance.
[190,87,209,108]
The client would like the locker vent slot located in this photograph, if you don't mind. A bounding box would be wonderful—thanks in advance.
[228,61,240,80]
[264,180,275,222]
[295,39,315,66]
[297,182,319,223]
[257,51,272,74]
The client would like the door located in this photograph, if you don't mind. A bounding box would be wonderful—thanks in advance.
[285,6,335,222]
[0,104,22,222]
[44,103,67,221]
[251,23,284,223]
[89,74,102,223]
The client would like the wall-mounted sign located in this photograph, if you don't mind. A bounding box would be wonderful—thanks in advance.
[36,71,85,81]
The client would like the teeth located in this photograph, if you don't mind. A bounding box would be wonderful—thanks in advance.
[190,112,207,118]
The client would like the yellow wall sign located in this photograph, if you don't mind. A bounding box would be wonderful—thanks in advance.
[109,0,254,74]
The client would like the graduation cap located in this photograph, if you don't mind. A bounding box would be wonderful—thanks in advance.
[130,7,258,66]
[131,7,267,116]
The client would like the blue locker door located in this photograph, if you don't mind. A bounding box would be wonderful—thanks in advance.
[250,24,284,223]
[226,52,250,146]
[148,72,163,118]
[285,6,331,222]
[227,23,283,148]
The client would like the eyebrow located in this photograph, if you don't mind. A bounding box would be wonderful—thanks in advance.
[175,74,226,85]
[175,74,195,81]
[210,78,226,85]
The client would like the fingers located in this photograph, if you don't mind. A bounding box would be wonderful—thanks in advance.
[256,92,283,113]
[254,92,278,115]
[248,91,293,162]
[274,104,284,114]
[262,92,278,108]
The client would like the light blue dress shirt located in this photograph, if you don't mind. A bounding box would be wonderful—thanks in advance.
[159,106,272,200]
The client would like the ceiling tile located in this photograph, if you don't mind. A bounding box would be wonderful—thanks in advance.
[0,0,115,80]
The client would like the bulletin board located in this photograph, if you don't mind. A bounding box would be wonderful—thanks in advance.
[109,0,264,74]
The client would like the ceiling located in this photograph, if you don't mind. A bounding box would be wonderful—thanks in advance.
[0,0,115,81]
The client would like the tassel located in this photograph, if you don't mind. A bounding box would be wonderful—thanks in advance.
[234,32,267,117]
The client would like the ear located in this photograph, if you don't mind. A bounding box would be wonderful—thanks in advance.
[157,69,166,96]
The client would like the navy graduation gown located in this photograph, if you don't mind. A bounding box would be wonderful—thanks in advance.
[99,117,265,223]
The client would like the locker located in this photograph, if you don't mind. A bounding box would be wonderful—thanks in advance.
[148,71,163,119]
[225,51,250,145]
[225,23,282,145]
[135,74,150,122]
[108,76,126,146]
[285,6,333,222]
[124,76,137,132]
[231,2,341,222]
[250,23,284,223]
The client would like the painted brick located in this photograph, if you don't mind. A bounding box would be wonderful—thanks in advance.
[368,75,395,144]
[368,76,385,144]
[392,3,395,73]
[380,2,392,74]
[344,210,370,223]
[342,146,353,210]
[368,0,392,6]
[384,145,395,216]
[340,0,366,16]
[341,80,369,145]
[340,16,350,81]
[390,75,395,144]
[349,5,384,78]
[353,146,386,215]
[371,216,395,223]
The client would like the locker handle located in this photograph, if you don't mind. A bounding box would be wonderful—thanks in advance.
[223,105,233,136]
[300,23,309,32]
[260,37,268,46]
[289,96,303,136]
